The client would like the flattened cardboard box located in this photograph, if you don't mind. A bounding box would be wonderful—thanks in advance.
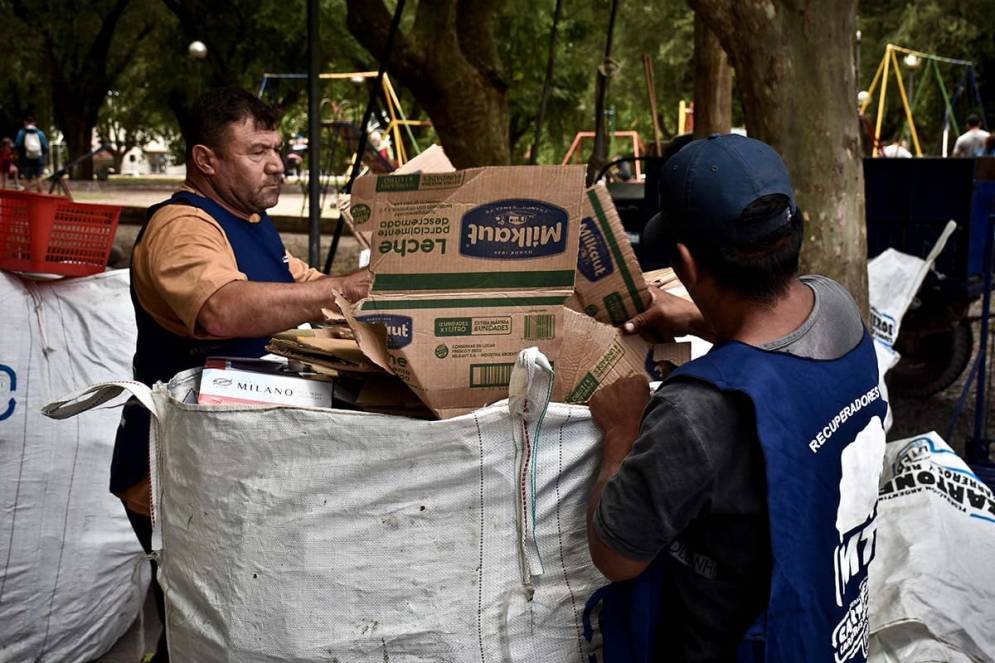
[266,329,384,375]
[348,166,586,417]
[340,144,456,251]
[351,166,584,289]
[343,295,569,418]
[574,184,652,325]
[553,309,691,403]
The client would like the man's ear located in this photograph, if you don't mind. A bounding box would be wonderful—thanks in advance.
[191,144,217,176]
[674,242,699,287]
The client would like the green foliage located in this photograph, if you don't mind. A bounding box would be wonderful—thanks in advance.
[0,34,50,140]
[143,0,379,162]
[17,0,994,172]
[498,0,695,164]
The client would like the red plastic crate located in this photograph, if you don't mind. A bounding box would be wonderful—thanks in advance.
[0,189,121,277]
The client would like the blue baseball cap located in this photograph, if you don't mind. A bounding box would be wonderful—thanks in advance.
[644,134,797,251]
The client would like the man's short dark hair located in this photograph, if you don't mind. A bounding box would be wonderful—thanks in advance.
[677,194,804,302]
[185,87,280,160]
[967,114,982,128]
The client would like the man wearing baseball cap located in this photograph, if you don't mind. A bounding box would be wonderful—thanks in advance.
[584,135,887,662]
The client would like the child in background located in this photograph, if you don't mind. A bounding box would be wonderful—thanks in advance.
[0,138,20,189]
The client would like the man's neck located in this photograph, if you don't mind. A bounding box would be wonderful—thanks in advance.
[700,278,814,347]
[183,175,256,221]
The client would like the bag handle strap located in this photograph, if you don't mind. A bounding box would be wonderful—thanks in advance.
[42,380,157,421]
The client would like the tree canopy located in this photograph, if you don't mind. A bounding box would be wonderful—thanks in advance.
[1,0,991,173]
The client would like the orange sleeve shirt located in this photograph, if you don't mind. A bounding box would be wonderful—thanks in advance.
[131,187,325,338]
[121,189,324,515]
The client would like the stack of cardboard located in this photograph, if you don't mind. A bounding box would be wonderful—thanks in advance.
[267,164,690,419]
[267,328,380,376]
[334,165,690,418]
[264,326,434,418]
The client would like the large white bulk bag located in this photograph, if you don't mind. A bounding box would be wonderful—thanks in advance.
[867,221,957,432]
[869,432,995,662]
[0,270,145,662]
[43,349,608,662]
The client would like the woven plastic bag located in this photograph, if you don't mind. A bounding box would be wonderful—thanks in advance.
[1,270,144,662]
[869,432,995,662]
[43,348,607,662]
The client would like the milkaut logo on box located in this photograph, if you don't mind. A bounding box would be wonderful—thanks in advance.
[459,198,568,259]
[356,314,414,349]
[578,216,614,282]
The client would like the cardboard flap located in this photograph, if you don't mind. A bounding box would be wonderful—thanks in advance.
[352,166,585,294]
[553,308,689,403]
[334,292,396,375]
[393,144,454,175]
[574,183,652,325]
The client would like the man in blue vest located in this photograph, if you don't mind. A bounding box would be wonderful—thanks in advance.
[113,88,370,661]
[585,135,886,662]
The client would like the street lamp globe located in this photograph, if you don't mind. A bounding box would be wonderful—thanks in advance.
[188,40,208,60]
[903,53,921,70]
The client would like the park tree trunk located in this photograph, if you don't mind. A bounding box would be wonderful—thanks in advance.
[346,0,510,168]
[59,117,97,180]
[690,0,868,311]
[692,15,732,138]
[11,0,151,181]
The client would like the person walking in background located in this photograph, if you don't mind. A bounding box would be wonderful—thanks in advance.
[0,137,20,189]
[14,116,49,192]
[881,138,912,158]
[951,114,990,157]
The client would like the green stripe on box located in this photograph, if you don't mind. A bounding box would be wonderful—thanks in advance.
[376,174,421,192]
[604,292,629,325]
[361,296,567,311]
[373,270,576,292]
[587,189,646,314]
[567,373,600,403]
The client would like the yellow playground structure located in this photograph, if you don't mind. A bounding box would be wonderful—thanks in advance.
[860,43,985,157]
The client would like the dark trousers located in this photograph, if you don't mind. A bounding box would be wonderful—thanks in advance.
[124,505,169,662]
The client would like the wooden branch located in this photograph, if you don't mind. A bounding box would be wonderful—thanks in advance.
[411,0,458,55]
[456,0,506,91]
[345,0,425,85]
[86,0,131,75]
[688,0,771,69]
[108,21,156,83]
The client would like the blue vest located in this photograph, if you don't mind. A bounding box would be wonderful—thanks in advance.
[110,191,294,494]
[585,332,887,663]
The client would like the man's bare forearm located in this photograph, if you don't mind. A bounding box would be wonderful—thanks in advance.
[197,277,345,338]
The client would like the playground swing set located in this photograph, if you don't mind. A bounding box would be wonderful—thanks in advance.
[257,70,432,221]
[257,71,431,172]
[860,43,987,157]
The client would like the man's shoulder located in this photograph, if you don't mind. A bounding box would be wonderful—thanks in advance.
[771,274,864,359]
[144,196,225,245]
[651,378,748,429]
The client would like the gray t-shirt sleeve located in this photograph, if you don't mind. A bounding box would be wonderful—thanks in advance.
[593,389,718,561]
[760,275,865,358]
